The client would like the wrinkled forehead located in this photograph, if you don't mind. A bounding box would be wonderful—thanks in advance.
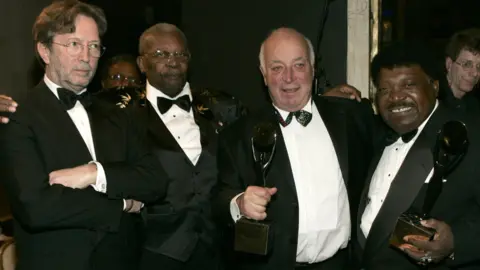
[265,37,309,64]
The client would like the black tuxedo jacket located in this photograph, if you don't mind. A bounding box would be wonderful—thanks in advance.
[128,99,221,262]
[213,96,376,270]
[355,104,480,270]
[0,82,168,270]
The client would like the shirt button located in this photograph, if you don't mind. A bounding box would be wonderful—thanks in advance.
[177,136,180,139]
[101,184,106,189]
[388,174,391,177]
[173,115,176,118]
[395,148,398,151]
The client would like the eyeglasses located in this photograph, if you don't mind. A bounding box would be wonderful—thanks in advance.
[52,40,106,58]
[142,49,190,63]
[109,74,142,85]
[454,60,480,73]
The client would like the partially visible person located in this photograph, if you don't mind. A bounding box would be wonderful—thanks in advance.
[0,1,168,270]
[100,54,144,90]
[324,29,480,115]
[442,28,480,113]
[213,27,376,270]
[355,41,480,270]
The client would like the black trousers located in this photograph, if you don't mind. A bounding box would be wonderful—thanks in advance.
[140,241,222,270]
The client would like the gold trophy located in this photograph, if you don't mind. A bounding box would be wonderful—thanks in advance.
[390,121,468,248]
[234,122,277,255]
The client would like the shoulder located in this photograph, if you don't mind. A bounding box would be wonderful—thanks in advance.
[192,87,248,128]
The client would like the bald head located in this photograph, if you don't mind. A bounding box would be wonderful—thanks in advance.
[259,28,315,71]
[138,23,188,55]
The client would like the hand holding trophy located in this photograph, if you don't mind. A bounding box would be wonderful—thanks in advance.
[234,122,277,255]
[390,121,468,263]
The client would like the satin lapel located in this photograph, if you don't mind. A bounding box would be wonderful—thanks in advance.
[193,107,217,157]
[363,125,437,262]
[314,97,350,185]
[250,107,297,195]
[34,82,93,163]
[145,101,183,152]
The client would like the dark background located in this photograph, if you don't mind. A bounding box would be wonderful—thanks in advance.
[0,0,479,218]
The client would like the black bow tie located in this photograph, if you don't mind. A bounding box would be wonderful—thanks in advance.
[385,129,418,146]
[157,95,191,114]
[57,88,92,110]
[276,110,312,127]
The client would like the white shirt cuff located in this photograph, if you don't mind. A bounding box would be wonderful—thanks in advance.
[230,192,244,222]
[123,199,127,210]
[89,161,107,193]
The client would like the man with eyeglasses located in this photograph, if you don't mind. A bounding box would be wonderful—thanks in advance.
[0,1,169,270]
[100,54,144,91]
[441,28,480,114]
[116,23,226,270]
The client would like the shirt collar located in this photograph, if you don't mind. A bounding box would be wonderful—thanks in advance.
[146,80,192,106]
[273,98,313,121]
[43,75,87,98]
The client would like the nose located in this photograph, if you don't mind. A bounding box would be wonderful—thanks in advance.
[166,56,179,68]
[78,44,90,63]
[387,86,407,102]
[282,67,294,83]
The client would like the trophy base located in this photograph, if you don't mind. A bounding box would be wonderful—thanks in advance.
[389,212,436,249]
[234,217,271,255]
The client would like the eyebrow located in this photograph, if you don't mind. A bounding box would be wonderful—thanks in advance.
[268,57,306,65]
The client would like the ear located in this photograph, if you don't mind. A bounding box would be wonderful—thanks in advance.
[137,56,146,74]
[445,57,453,73]
[259,65,267,85]
[37,42,51,65]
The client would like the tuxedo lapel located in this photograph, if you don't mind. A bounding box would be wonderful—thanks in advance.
[249,107,297,195]
[145,101,183,152]
[362,106,451,262]
[314,97,350,185]
[34,82,92,164]
[193,106,217,157]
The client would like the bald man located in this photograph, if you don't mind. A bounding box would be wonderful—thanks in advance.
[212,28,376,270]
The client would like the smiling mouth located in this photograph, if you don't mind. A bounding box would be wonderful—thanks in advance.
[282,87,299,93]
[390,107,413,113]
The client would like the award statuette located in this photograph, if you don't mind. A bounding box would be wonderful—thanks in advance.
[390,121,468,248]
[234,122,277,255]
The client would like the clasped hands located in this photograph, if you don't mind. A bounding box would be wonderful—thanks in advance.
[236,186,277,220]
[399,219,454,265]
[49,164,141,213]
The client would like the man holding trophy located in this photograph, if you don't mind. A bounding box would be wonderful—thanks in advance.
[356,42,480,269]
[213,28,377,270]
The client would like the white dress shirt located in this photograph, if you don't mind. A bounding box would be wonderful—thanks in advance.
[360,101,439,237]
[230,99,350,263]
[146,80,201,165]
[44,75,107,193]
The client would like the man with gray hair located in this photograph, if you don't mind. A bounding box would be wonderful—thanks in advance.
[212,27,376,269]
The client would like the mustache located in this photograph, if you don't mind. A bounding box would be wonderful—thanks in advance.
[160,72,186,78]
[387,101,415,110]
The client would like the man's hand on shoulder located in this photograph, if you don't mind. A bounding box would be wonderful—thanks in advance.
[0,95,18,123]
[323,84,362,102]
